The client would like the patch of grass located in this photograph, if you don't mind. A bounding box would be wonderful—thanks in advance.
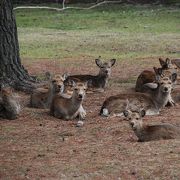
[15,3,180,60]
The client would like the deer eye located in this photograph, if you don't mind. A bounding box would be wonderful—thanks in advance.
[129,118,132,120]
[74,88,78,91]
[136,118,139,120]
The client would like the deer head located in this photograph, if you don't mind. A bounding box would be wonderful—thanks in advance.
[95,58,116,78]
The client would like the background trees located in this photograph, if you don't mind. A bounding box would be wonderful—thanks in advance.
[12,0,180,4]
[0,0,35,92]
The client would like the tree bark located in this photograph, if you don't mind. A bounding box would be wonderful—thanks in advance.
[0,0,36,92]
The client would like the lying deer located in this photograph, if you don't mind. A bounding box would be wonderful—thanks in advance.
[123,109,180,142]
[50,81,87,120]
[30,73,68,108]
[171,89,180,104]
[64,58,116,92]
[0,86,21,120]
[135,58,178,92]
[100,73,177,117]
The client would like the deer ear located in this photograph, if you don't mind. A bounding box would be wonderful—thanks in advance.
[153,67,162,76]
[109,59,116,67]
[83,80,89,88]
[45,71,52,80]
[123,110,129,117]
[166,58,171,65]
[95,59,102,67]
[62,73,69,81]
[87,79,92,87]
[159,58,166,67]
[143,83,158,90]
[153,67,158,74]
[70,80,76,87]
[171,73,177,83]
[155,73,161,82]
[140,109,146,117]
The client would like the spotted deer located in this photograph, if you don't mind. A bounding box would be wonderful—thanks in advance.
[50,81,88,120]
[0,86,21,120]
[135,58,178,92]
[30,73,68,108]
[100,73,177,117]
[64,58,116,92]
[123,108,180,142]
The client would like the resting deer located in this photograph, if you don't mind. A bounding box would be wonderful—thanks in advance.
[100,73,177,117]
[30,73,68,108]
[135,58,178,92]
[0,86,21,120]
[64,58,116,92]
[123,108,180,142]
[50,81,87,120]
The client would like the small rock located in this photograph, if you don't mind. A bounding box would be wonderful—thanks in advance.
[37,154,45,157]
[76,121,84,127]
[131,171,136,175]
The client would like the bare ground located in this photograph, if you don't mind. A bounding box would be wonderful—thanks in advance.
[0,57,180,180]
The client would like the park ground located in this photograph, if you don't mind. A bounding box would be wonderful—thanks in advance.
[0,3,180,179]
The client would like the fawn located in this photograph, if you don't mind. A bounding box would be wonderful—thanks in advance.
[50,81,88,120]
[30,73,68,108]
[100,73,177,117]
[64,58,116,92]
[135,58,178,92]
[123,108,180,142]
[0,86,21,120]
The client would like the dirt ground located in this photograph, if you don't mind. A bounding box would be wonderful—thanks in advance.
[0,57,180,180]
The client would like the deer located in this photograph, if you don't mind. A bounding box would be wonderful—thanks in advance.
[30,73,68,109]
[100,73,177,117]
[64,58,116,92]
[50,81,88,120]
[171,88,180,104]
[123,108,180,142]
[135,58,179,92]
[0,86,21,120]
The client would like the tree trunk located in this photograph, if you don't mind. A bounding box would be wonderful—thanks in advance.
[0,0,36,92]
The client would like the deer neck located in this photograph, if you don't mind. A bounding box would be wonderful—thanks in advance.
[97,71,109,79]
[133,124,146,140]
[71,93,83,109]
[96,72,109,88]
[47,84,56,105]
[151,88,170,109]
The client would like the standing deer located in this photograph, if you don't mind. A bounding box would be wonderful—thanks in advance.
[123,108,180,142]
[0,86,21,120]
[135,58,178,92]
[30,73,68,108]
[64,58,116,92]
[50,81,88,120]
[100,73,177,117]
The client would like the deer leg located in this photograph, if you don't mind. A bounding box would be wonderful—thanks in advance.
[146,110,159,116]
[78,105,86,120]
[167,96,176,106]
[112,113,123,117]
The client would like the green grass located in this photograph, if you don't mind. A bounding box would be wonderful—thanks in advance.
[15,3,180,60]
